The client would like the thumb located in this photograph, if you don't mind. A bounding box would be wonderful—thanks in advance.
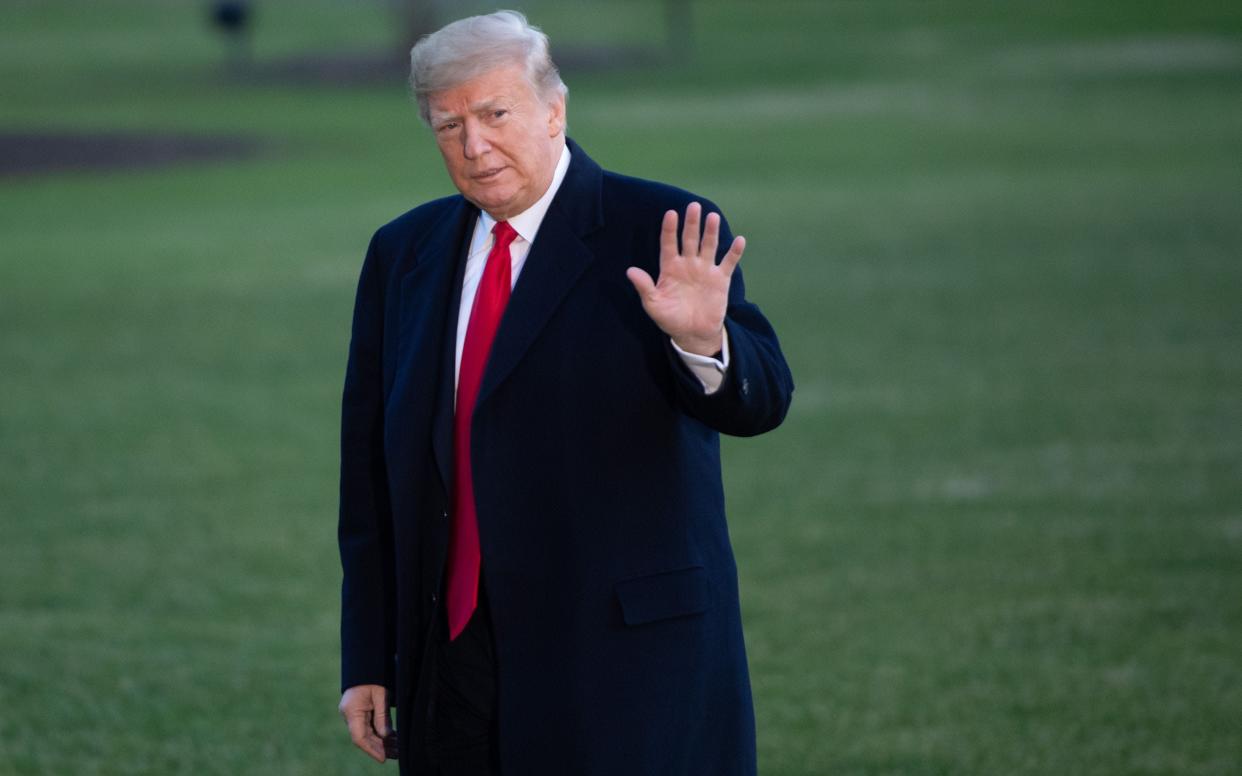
[371,686,391,737]
[626,267,656,298]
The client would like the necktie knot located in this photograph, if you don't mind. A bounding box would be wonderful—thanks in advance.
[492,220,517,249]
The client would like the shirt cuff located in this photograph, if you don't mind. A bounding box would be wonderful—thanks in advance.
[670,329,731,395]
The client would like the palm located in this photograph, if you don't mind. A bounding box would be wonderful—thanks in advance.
[626,202,745,356]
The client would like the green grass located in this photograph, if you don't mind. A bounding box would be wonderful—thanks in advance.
[3,1,1241,773]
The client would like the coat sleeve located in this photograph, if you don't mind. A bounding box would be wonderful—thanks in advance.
[338,231,397,693]
[665,212,794,437]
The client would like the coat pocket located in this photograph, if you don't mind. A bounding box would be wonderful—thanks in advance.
[615,566,711,626]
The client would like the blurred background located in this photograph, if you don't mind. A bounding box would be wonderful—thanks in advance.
[2,1,1240,773]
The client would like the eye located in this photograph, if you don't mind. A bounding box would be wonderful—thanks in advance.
[491,109,508,120]
[435,121,459,133]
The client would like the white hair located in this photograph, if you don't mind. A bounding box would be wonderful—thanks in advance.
[409,10,568,125]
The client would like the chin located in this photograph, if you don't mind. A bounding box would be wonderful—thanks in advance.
[475,194,519,217]
[476,198,508,215]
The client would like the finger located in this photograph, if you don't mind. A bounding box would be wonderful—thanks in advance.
[626,266,657,299]
[720,235,746,275]
[680,202,701,258]
[370,685,391,738]
[346,710,385,763]
[659,209,679,261]
[700,211,721,263]
[348,711,384,761]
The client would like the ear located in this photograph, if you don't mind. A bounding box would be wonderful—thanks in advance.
[546,92,566,137]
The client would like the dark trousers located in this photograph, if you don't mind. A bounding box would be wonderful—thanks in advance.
[424,585,500,776]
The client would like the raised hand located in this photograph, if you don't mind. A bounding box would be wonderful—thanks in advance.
[626,202,744,356]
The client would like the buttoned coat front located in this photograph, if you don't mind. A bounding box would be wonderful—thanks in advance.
[339,140,793,775]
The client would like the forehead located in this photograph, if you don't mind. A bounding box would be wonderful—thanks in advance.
[427,65,536,115]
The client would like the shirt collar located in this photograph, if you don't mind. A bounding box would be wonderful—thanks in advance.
[477,143,572,244]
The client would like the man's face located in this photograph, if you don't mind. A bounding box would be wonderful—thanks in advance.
[427,64,566,221]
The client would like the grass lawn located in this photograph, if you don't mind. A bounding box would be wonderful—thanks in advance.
[2,1,1241,773]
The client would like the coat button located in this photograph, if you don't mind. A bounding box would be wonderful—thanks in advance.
[430,592,438,605]
[741,377,750,395]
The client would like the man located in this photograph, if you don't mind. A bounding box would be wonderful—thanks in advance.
[337,11,793,775]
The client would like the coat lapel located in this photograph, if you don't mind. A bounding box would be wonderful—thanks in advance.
[430,215,474,492]
[476,140,605,407]
[394,197,477,492]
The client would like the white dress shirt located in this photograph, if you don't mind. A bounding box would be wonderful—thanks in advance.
[455,144,730,395]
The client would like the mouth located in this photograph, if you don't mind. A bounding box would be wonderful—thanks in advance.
[471,167,506,182]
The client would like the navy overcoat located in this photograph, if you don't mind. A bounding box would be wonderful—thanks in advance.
[339,139,793,775]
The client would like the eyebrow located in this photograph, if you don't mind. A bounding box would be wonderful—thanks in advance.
[474,97,508,111]
[432,96,513,124]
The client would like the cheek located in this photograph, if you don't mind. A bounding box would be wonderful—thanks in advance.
[443,159,469,184]
[437,140,463,167]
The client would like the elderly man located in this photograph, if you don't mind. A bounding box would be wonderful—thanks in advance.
[337,10,793,775]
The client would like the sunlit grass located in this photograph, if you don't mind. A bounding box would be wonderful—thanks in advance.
[2,1,1241,774]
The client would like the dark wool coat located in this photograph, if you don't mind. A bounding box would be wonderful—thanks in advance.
[339,139,793,775]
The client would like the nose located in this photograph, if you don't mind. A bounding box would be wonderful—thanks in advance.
[462,122,491,160]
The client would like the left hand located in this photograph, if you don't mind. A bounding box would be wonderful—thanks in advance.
[626,202,745,356]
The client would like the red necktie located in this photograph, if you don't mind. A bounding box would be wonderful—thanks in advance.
[446,220,517,640]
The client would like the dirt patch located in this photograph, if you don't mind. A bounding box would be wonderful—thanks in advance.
[0,44,664,178]
[0,131,264,177]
